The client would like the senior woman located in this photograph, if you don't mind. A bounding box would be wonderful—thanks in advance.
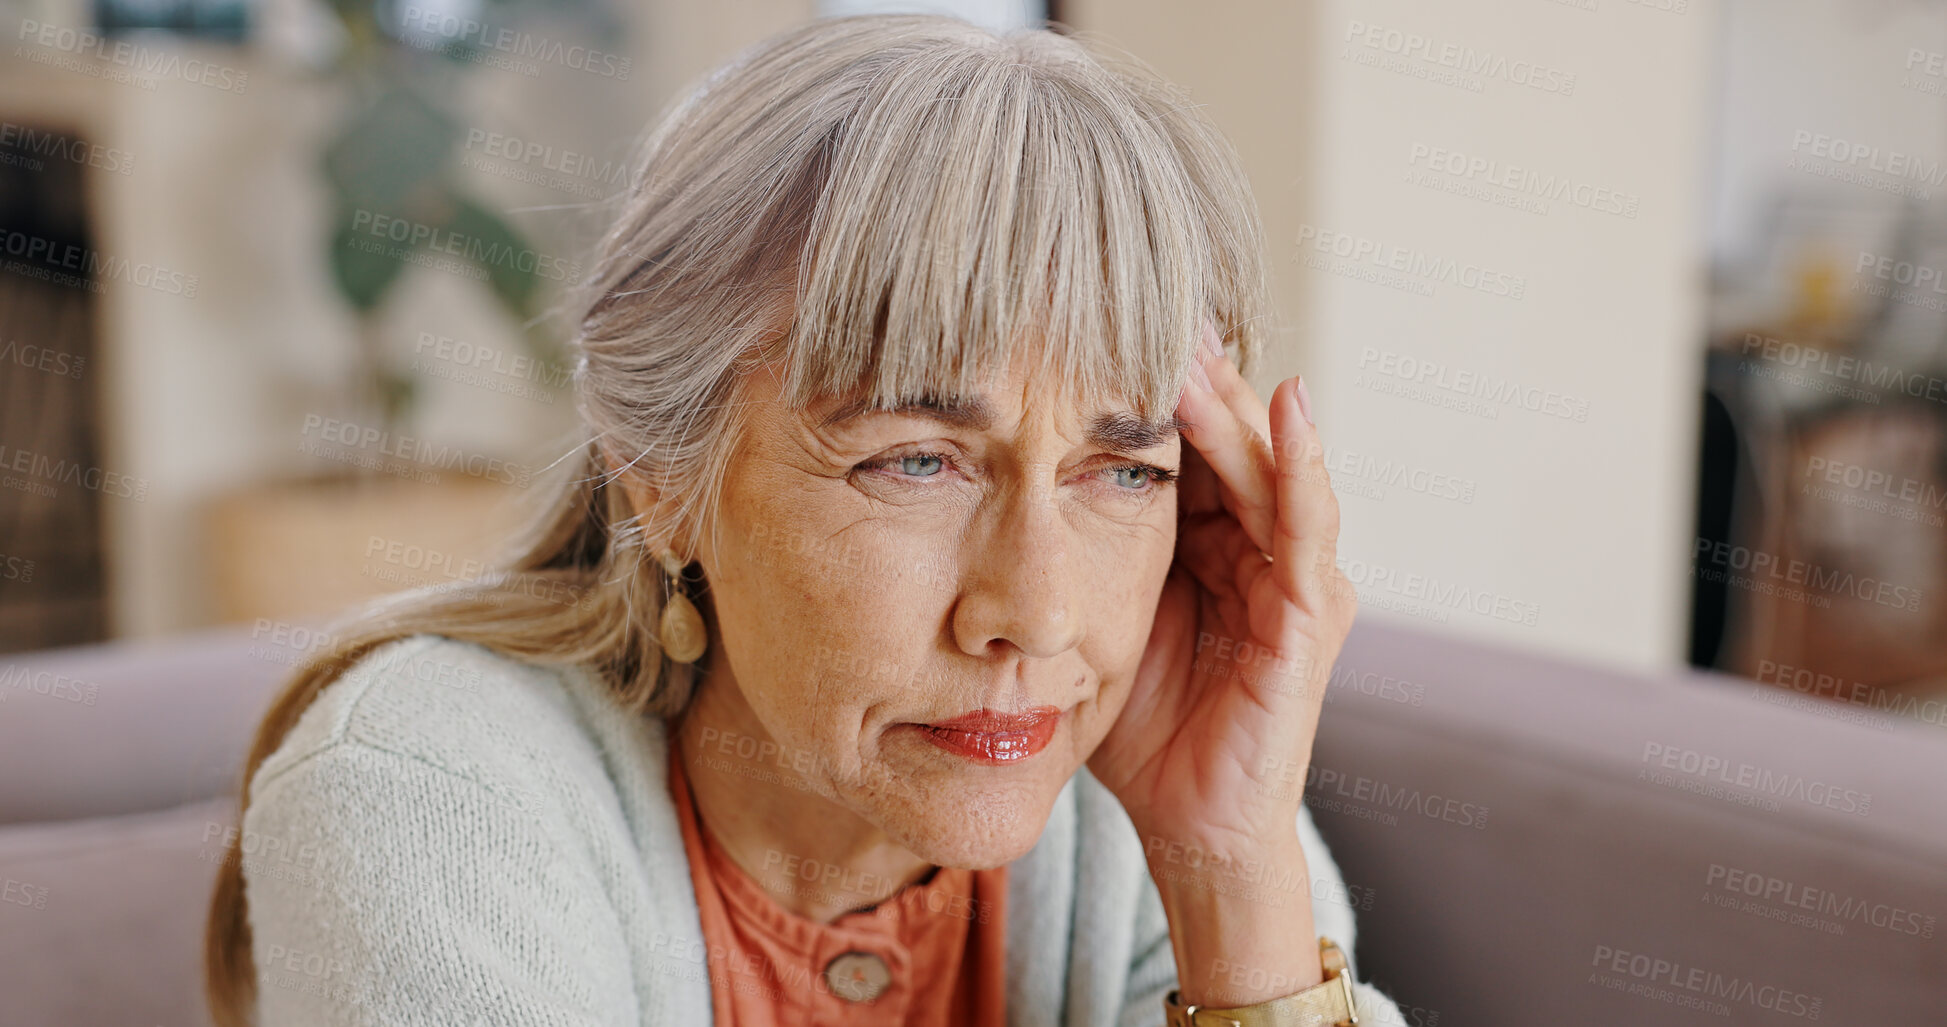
[204,13,1403,1027]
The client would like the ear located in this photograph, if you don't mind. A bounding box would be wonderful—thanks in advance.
[597,440,695,557]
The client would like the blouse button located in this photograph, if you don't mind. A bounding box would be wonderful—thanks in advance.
[823,950,891,1002]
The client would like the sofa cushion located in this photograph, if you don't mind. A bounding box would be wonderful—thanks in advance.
[0,796,237,1027]
[0,624,296,825]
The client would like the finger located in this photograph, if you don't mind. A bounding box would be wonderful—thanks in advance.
[1202,322,1272,444]
[1267,376,1344,610]
[1177,356,1278,555]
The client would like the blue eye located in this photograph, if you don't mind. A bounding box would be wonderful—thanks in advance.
[895,453,945,476]
[1109,463,1175,491]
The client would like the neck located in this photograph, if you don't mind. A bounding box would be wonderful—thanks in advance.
[672,665,936,925]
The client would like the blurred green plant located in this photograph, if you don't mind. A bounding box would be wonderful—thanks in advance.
[319,0,621,432]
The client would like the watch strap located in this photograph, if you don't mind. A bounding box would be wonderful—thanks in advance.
[1163,937,1359,1027]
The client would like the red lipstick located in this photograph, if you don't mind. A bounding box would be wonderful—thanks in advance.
[911,706,1061,764]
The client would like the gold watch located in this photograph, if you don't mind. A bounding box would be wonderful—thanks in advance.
[1162,936,1359,1027]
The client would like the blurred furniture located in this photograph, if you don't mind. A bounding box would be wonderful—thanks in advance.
[0,622,291,1026]
[0,122,109,654]
[1700,344,1947,703]
[1,619,1942,1026]
[1694,190,1947,705]
[205,473,533,625]
[1323,620,1947,1026]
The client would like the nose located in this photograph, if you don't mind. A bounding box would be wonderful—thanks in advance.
[950,476,1086,661]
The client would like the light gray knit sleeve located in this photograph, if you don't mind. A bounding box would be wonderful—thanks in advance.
[241,741,638,1027]
[1116,806,1409,1027]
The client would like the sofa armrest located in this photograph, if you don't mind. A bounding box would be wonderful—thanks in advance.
[1310,620,1947,1027]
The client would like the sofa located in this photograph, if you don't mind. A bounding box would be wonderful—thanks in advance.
[2,618,1942,1025]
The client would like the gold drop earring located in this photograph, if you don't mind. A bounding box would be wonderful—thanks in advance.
[657,548,708,664]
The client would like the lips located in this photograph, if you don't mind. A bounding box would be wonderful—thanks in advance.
[911,706,1062,764]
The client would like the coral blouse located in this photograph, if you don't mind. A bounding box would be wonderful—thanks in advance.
[667,745,1010,1026]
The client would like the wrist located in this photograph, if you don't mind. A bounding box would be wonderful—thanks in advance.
[1143,830,1322,1007]
[1139,821,1307,897]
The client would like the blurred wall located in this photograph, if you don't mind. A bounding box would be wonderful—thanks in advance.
[1071,0,1716,672]
[1061,0,1318,387]
[1707,0,1947,270]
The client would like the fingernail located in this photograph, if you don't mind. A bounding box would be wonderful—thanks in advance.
[1190,359,1213,391]
[1202,320,1224,357]
[1294,376,1314,426]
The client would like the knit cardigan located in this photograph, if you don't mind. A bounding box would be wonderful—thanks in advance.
[241,634,1405,1026]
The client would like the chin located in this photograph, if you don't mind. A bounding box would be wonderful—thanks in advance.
[883,771,1063,870]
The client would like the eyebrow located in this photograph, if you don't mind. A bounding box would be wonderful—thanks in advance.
[819,393,996,432]
[818,394,1185,451]
[1086,410,1186,451]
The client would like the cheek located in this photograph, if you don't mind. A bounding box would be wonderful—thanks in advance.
[1075,518,1177,647]
[714,494,951,720]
